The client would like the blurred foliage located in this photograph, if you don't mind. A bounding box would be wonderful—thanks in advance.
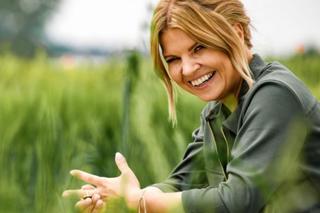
[0,52,204,212]
[0,52,319,212]
[266,53,320,102]
[0,0,61,57]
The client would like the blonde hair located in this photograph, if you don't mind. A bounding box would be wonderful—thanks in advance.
[150,0,254,123]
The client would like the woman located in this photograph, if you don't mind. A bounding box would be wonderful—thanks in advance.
[63,0,320,212]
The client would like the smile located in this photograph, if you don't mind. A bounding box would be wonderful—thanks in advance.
[189,71,216,87]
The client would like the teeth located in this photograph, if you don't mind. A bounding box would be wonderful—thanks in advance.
[190,72,214,87]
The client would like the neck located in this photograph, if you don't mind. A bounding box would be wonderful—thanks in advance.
[223,71,244,112]
[222,95,237,112]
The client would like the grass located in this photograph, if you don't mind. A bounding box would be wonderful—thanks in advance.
[0,52,319,212]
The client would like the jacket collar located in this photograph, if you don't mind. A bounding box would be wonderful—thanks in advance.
[249,54,269,80]
[222,54,269,134]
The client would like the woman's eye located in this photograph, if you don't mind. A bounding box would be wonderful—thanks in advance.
[193,44,205,53]
[166,58,178,64]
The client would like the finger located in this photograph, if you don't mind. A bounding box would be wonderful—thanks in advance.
[96,199,104,208]
[91,193,101,204]
[70,170,102,186]
[81,184,95,190]
[115,152,131,174]
[75,197,92,209]
[62,189,82,198]
[62,189,96,199]
[92,200,105,213]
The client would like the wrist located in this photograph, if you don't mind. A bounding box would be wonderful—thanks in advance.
[126,187,158,212]
[126,189,144,210]
[137,189,148,213]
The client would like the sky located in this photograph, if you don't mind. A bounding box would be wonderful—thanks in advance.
[45,0,320,55]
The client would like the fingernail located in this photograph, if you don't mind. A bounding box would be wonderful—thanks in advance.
[62,191,68,197]
[115,152,123,161]
[70,170,77,175]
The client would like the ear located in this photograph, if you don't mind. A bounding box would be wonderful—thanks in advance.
[233,23,245,44]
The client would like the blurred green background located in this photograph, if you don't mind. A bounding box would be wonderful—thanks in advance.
[1,0,320,212]
[0,50,319,212]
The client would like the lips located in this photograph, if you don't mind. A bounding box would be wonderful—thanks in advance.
[188,71,216,87]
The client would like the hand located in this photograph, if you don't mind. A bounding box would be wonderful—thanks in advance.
[74,184,105,213]
[63,152,142,211]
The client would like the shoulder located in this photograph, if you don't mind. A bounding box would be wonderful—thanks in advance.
[241,82,302,126]
[237,62,317,129]
[244,61,317,115]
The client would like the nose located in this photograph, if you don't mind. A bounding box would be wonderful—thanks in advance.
[182,58,200,76]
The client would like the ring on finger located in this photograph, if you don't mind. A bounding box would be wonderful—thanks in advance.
[82,190,93,200]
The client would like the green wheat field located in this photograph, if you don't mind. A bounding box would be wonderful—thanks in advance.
[0,52,319,212]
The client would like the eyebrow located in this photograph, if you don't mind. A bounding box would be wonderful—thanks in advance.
[163,42,198,59]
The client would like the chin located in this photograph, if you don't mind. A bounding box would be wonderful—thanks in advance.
[198,95,218,102]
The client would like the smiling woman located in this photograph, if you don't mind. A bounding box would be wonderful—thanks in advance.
[161,28,243,103]
[62,0,320,212]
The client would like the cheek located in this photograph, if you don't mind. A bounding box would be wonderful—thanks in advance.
[220,61,233,81]
[168,68,181,83]
[222,67,240,94]
[215,69,230,94]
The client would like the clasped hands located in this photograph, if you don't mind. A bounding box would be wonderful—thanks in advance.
[62,152,143,213]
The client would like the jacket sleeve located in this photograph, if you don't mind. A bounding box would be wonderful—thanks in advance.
[181,83,308,213]
[152,127,209,192]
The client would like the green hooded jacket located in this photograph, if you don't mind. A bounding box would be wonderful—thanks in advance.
[153,54,320,213]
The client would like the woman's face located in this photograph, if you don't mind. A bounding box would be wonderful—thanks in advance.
[160,28,242,102]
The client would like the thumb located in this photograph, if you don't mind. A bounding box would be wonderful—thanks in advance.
[115,152,131,174]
